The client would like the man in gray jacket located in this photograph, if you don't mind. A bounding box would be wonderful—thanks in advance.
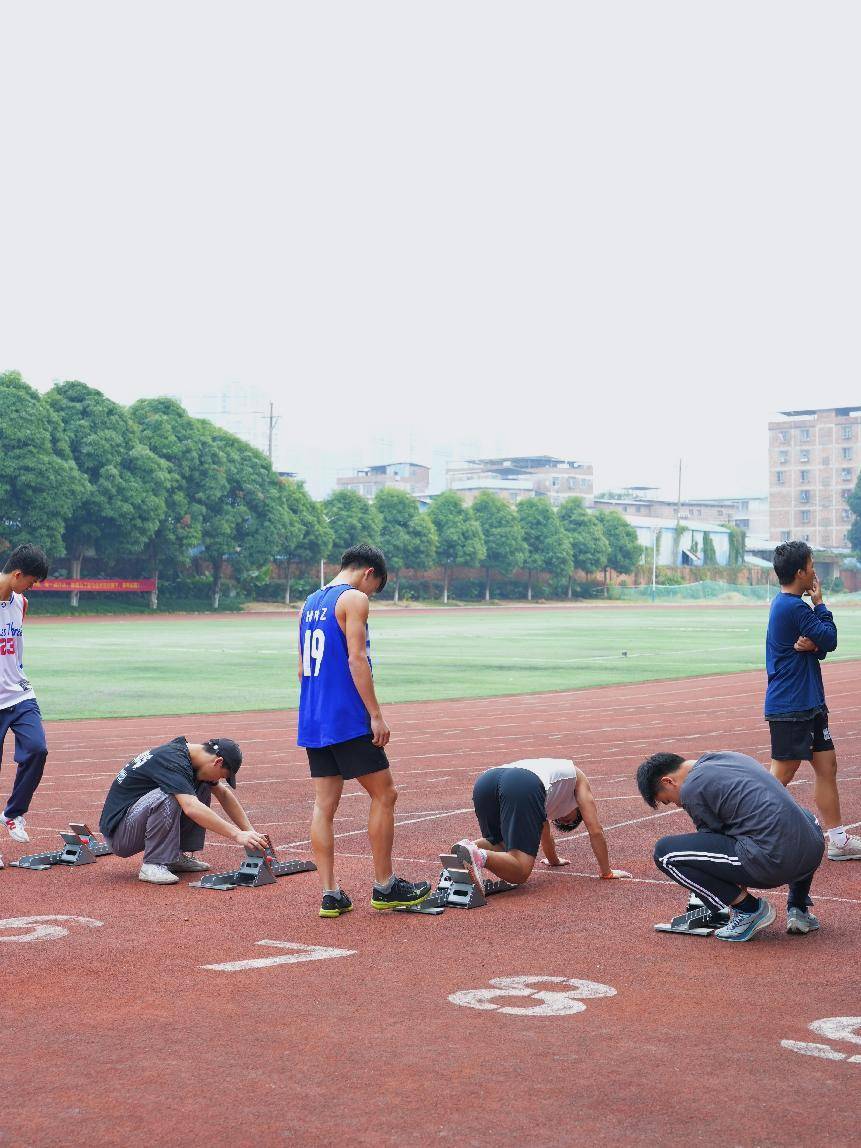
[636,751,824,942]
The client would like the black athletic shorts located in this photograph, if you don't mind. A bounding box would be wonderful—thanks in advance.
[306,734,390,781]
[472,766,546,857]
[769,709,834,762]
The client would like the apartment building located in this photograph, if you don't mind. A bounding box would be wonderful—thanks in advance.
[593,492,768,533]
[336,461,430,499]
[447,455,594,507]
[769,407,861,549]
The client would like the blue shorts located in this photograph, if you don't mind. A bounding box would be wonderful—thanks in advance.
[472,767,546,857]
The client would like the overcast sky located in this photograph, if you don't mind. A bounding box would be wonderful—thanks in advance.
[3,3,860,499]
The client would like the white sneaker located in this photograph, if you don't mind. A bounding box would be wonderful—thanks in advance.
[138,863,180,885]
[167,853,210,873]
[5,816,29,843]
[0,853,4,869]
[452,839,486,888]
[827,833,861,861]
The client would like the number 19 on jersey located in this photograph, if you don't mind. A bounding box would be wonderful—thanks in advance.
[302,628,326,677]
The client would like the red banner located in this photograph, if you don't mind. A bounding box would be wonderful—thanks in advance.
[33,579,157,593]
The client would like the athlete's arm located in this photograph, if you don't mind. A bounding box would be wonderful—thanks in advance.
[342,590,390,747]
[575,773,631,880]
[539,821,569,867]
[211,779,254,832]
[175,792,269,849]
[297,651,303,682]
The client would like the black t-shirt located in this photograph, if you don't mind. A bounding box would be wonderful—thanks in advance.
[99,736,198,837]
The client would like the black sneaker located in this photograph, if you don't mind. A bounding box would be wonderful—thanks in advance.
[371,876,432,911]
[319,890,353,918]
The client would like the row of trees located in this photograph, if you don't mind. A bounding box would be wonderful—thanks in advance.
[0,370,643,607]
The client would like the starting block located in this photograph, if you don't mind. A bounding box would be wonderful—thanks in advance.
[12,832,98,871]
[654,894,730,936]
[191,843,316,890]
[69,823,112,857]
[394,852,517,914]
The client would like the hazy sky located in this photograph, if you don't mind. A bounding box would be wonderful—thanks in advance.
[3,3,860,499]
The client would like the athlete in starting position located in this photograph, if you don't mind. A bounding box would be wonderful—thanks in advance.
[452,758,631,888]
[298,544,430,917]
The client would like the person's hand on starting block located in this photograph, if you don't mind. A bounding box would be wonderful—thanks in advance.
[540,857,570,867]
[236,829,271,851]
[601,869,632,879]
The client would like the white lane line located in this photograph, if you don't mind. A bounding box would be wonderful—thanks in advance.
[555,807,684,847]
[275,806,474,851]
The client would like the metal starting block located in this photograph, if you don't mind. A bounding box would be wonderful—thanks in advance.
[394,852,518,914]
[69,823,112,857]
[190,844,316,891]
[12,832,97,871]
[655,894,730,936]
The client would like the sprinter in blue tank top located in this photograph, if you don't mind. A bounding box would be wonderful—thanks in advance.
[298,544,431,917]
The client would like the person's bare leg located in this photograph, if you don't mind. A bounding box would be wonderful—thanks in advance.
[476,838,504,852]
[771,759,801,787]
[481,847,535,885]
[811,749,842,830]
[310,776,344,890]
[356,768,397,885]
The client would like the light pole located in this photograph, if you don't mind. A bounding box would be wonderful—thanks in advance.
[651,527,658,602]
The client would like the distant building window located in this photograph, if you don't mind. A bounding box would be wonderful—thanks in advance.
[841,468,853,481]
[800,469,810,483]
[580,479,590,489]
[843,508,852,521]
[778,431,789,443]
[822,455,830,467]
[736,519,749,529]
[778,451,788,463]
[842,489,852,500]
[776,471,784,484]
[781,531,791,542]
[801,510,811,524]
[803,534,811,542]
[843,447,853,460]
[843,425,853,440]
[800,428,811,441]
[799,450,810,463]
[799,490,810,503]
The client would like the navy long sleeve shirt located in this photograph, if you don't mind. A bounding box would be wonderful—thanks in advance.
[764,592,837,719]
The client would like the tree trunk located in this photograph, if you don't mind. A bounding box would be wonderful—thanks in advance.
[603,566,609,597]
[70,551,83,609]
[212,557,223,610]
[485,567,491,602]
[567,573,573,600]
[150,568,159,610]
[394,571,400,604]
[443,566,450,604]
[527,569,533,602]
[284,560,293,606]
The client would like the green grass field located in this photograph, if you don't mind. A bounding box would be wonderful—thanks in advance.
[22,604,861,720]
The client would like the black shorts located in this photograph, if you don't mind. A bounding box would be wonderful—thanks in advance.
[472,767,546,858]
[306,734,390,781]
[769,710,835,762]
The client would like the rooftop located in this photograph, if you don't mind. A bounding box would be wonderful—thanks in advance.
[777,407,861,418]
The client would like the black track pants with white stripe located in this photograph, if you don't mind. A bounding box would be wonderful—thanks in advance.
[653,831,815,911]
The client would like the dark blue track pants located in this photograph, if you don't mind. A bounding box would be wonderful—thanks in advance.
[0,699,48,819]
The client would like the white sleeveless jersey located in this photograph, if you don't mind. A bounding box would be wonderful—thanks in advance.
[499,758,579,820]
[0,593,36,710]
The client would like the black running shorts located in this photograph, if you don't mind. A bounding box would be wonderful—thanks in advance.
[306,734,390,781]
[769,710,834,762]
[472,766,546,857]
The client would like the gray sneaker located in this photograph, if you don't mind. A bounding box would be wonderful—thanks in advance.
[714,898,776,942]
[167,853,211,873]
[138,863,180,885]
[787,906,820,934]
[827,834,861,861]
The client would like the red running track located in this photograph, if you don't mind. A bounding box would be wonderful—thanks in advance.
[2,666,859,1147]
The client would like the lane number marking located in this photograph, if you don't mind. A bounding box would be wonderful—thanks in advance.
[0,915,104,943]
[449,975,616,1017]
[202,940,356,972]
[781,1017,861,1064]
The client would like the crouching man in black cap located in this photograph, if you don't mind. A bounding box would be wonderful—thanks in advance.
[99,736,269,884]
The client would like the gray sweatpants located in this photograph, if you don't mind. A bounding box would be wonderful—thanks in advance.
[106,782,212,865]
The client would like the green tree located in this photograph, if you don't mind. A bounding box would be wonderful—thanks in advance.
[46,381,169,606]
[516,498,572,601]
[323,489,381,562]
[129,397,227,607]
[197,427,283,608]
[557,497,610,598]
[702,532,717,565]
[428,491,486,603]
[593,510,642,594]
[471,492,525,601]
[276,479,333,604]
[727,525,747,566]
[849,475,861,553]
[374,488,437,603]
[0,371,88,557]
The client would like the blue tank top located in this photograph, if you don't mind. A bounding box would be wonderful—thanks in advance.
[297,584,373,748]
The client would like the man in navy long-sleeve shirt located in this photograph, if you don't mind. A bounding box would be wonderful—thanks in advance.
[766,540,860,861]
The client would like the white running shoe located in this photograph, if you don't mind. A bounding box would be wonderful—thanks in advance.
[5,816,29,843]
[138,863,180,885]
[167,853,210,873]
[453,839,486,888]
[0,853,4,869]
[827,834,861,861]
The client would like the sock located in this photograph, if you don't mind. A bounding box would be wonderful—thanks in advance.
[734,894,759,914]
[323,888,340,898]
[828,826,849,848]
[374,874,396,893]
[787,896,808,912]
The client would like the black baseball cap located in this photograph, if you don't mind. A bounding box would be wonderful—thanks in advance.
[204,737,242,787]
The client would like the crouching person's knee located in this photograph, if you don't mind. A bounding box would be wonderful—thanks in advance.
[653,835,674,869]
